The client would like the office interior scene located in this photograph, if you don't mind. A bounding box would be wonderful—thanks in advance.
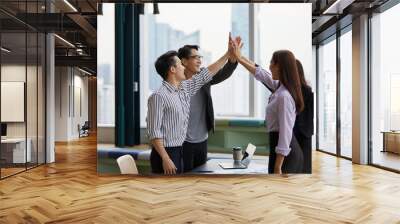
[97,3,313,175]
[0,0,97,179]
[1,0,400,223]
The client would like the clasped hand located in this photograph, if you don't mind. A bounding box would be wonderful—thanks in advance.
[227,33,244,62]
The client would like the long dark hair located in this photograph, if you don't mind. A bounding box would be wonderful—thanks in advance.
[271,50,304,113]
[296,59,311,90]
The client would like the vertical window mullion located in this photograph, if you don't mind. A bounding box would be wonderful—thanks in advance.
[249,3,255,117]
[367,11,373,165]
[25,0,28,171]
[316,45,320,150]
[337,30,341,157]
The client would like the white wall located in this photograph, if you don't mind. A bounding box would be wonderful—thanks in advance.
[55,67,68,141]
[97,3,115,144]
[1,65,35,138]
[72,73,89,138]
[55,67,89,141]
[1,63,46,164]
[1,65,26,140]
[312,45,317,151]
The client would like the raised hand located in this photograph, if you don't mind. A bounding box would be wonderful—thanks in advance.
[231,35,243,60]
[228,33,236,62]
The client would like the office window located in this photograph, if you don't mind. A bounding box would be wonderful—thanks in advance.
[139,3,250,127]
[139,3,311,126]
[97,4,115,126]
[371,3,400,171]
[318,37,337,154]
[255,4,312,118]
[340,29,352,158]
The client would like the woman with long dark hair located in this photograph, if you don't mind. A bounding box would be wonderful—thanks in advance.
[231,38,304,174]
[294,59,314,173]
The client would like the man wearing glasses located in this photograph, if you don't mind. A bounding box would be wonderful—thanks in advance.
[147,37,236,174]
[177,45,238,172]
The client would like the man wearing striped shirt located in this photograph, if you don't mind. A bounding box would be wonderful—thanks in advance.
[147,44,232,175]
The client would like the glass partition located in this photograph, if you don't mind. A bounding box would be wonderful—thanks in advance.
[371,3,400,171]
[339,29,352,158]
[0,1,46,179]
[317,37,337,155]
[1,30,28,177]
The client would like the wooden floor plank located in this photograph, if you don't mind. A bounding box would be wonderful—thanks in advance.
[0,135,400,223]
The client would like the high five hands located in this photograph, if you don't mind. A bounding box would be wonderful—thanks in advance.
[228,33,244,62]
[228,32,244,63]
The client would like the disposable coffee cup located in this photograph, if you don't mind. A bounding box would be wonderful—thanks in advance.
[232,147,243,161]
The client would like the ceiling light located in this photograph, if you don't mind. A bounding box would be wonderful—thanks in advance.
[63,0,78,12]
[1,47,11,53]
[322,0,355,15]
[78,67,93,76]
[54,34,75,48]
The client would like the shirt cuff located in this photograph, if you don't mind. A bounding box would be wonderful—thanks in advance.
[254,66,264,81]
[147,131,163,140]
[199,68,213,83]
[275,146,291,157]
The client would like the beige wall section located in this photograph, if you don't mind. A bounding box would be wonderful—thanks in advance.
[55,66,69,141]
[27,63,38,164]
[46,32,56,163]
[97,126,115,143]
[352,14,369,165]
[55,67,89,141]
[38,65,46,164]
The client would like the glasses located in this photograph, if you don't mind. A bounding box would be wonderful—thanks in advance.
[188,55,203,60]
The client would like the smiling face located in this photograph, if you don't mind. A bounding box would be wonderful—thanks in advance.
[181,49,202,77]
[269,59,280,80]
[170,56,186,81]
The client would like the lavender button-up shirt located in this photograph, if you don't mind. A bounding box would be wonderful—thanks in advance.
[254,66,296,156]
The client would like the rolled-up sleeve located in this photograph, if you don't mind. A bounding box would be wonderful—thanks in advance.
[147,93,164,140]
[254,66,279,91]
[275,94,296,156]
[185,68,212,96]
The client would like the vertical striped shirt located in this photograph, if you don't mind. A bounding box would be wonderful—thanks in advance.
[147,68,212,147]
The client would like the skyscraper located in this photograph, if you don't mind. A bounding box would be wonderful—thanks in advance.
[145,15,201,91]
[211,4,250,117]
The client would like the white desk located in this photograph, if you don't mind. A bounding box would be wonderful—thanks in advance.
[190,158,269,174]
[1,138,31,163]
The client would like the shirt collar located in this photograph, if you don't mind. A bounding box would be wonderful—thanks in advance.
[275,84,288,95]
[163,80,183,93]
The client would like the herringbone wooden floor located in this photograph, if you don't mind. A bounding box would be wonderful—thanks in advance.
[1,135,400,224]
